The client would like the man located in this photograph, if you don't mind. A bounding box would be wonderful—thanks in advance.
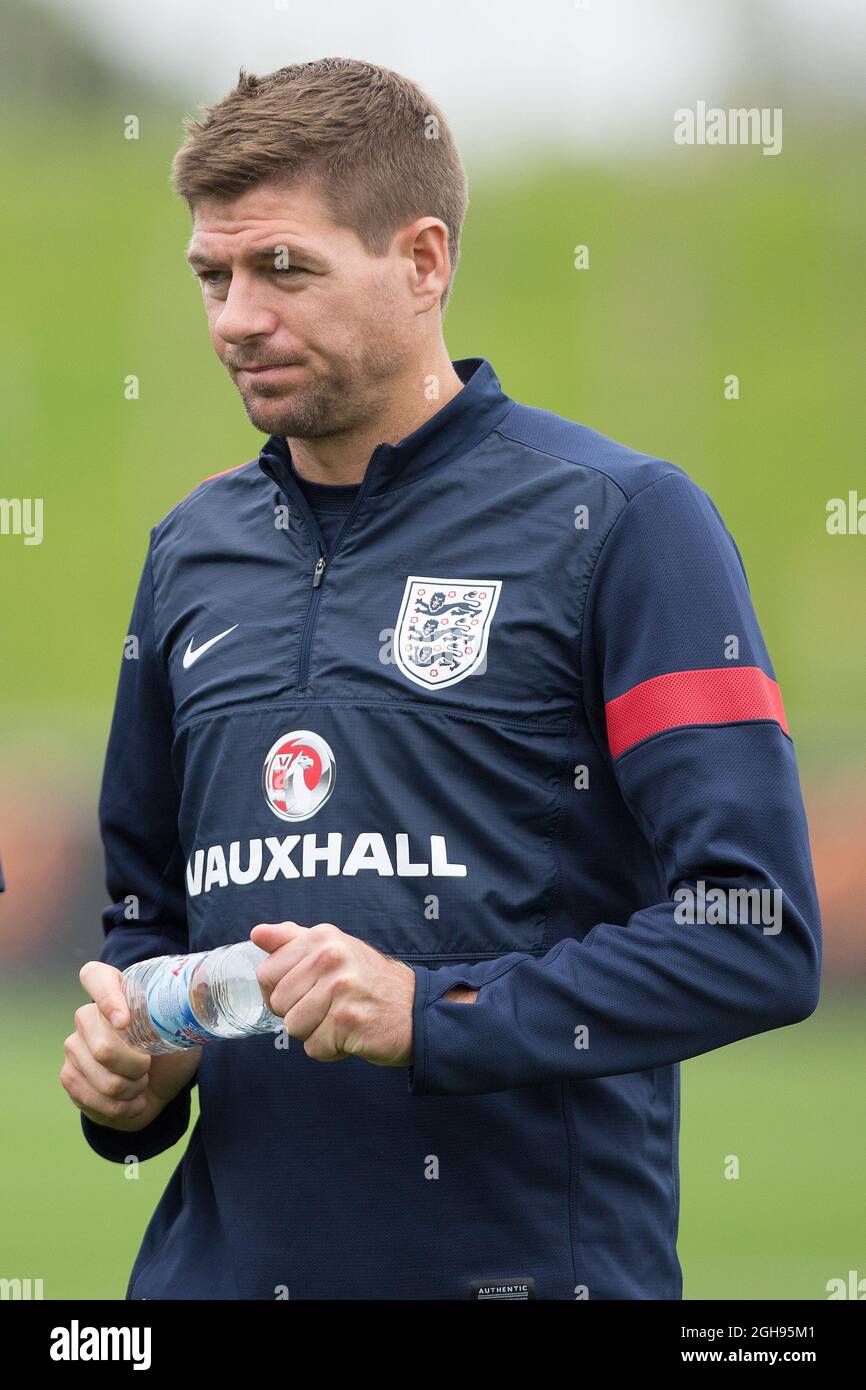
[62,59,821,1301]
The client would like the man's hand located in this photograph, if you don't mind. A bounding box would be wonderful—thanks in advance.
[61,961,202,1132]
[251,921,416,1066]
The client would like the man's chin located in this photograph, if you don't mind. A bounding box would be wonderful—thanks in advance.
[240,389,313,438]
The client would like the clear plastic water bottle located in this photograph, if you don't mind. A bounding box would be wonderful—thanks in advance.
[120,941,285,1054]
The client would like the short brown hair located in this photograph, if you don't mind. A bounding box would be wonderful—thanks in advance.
[172,58,468,309]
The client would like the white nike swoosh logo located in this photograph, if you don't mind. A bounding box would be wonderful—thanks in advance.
[182,625,239,669]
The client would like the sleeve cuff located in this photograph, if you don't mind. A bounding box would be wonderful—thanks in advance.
[407,955,525,1097]
[80,1076,196,1163]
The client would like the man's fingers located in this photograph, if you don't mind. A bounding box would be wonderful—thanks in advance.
[252,922,349,996]
[254,941,316,1002]
[302,1010,350,1063]
[251,923,316,996]
[64,1031,150,1100]
[259,931,350,1014]
[74,1004,151,1081]
[281,978,334,1044]
[60,1057,148,1122]
[79,960,129,1029]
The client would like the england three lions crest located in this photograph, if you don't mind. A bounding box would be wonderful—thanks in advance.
[394,576,503,690]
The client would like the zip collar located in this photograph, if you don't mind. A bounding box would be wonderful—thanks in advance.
[257,357,515,501]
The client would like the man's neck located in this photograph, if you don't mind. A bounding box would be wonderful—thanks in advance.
[286,352,464,486]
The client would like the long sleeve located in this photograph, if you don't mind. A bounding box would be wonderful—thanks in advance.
[80,533,196,1160]
[408,471,822,1097]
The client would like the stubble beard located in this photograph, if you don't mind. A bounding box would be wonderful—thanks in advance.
[238,324,407,443]
[239,365,365,439]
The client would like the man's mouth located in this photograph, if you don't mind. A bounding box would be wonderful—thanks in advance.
[238,362,305,378]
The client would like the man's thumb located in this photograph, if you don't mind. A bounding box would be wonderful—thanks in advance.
[79,960,129,1029]
[250,921,306,952]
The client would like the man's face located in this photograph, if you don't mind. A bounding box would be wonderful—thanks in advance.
[186,181,415,439]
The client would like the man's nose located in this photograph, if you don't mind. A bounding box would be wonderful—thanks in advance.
[215,280,278,344]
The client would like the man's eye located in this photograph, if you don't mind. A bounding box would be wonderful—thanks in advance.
[197,270,228,286]
[273,265,306,276]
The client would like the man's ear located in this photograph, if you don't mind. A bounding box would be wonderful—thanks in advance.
[397,217,451,312]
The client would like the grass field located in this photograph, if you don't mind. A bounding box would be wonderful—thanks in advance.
[0,979,860,1300]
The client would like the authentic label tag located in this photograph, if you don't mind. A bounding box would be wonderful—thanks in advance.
[469,1278,536,1301]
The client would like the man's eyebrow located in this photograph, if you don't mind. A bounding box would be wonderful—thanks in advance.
[186,251,220,270]
[186,245,325,269]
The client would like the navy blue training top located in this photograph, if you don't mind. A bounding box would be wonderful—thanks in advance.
[80,357,821,1300]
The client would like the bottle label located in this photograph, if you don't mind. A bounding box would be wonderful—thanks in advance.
[146,953,223,1048]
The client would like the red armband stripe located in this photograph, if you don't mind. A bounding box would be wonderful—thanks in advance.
[605,666,789,759]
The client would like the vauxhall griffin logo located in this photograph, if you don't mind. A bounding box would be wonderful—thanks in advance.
[394,576,503,690]
[262,730,335,821]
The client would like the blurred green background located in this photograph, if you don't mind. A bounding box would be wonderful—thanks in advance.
[0,0,863,1301]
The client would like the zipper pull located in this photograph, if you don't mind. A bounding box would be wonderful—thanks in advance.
[312,555,326,588]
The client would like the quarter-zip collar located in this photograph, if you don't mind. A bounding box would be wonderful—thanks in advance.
[257,356,515,501]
